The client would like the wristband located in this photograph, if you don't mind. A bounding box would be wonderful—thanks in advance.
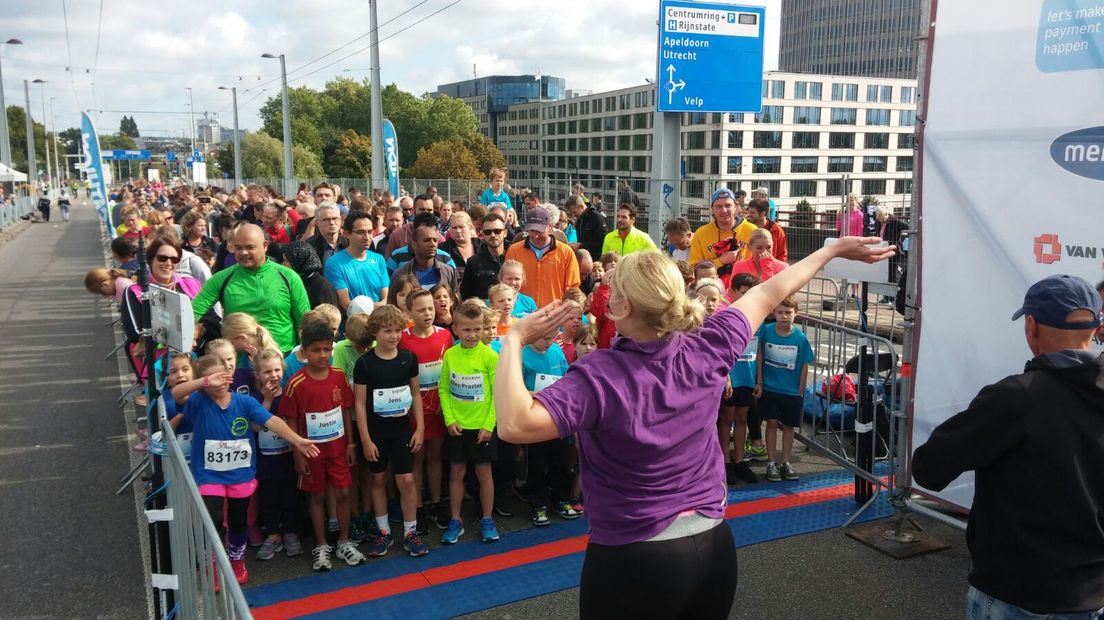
[203,375,210,388]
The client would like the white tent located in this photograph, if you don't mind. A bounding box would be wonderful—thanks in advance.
[0,163,28,182]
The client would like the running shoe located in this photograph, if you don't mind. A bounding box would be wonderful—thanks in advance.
[766,462,782,482]
[554,501,581,520]
[480,517,500,542]
[568,496,585,514]
[442,519,465,544]
[494,497,514,518]
[746,442,769,462]
[312,544,332,572]
[336,540,366,566]
[403,532,429,557]
[780,462,799,481]
[366,533,393,558]
[349,515,369,544]
[256,535,284,561]
[432,503,450,530]
[731,461,758,484]
[283,533,303,557]
[230,559,248,585]
[531,505,551,527]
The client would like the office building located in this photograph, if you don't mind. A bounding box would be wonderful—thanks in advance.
[780,0,921,79]
[487,71,917,213]
[436,75,565,142]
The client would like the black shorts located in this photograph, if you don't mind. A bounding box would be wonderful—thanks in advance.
[446,429,497,465]
[757,390,803,427]
[721,386,756,408]
[366,423,414,475]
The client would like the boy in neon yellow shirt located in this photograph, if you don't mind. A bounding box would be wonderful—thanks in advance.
[438,300,500,544]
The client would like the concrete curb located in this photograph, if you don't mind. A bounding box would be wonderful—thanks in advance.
[0,218,32,244]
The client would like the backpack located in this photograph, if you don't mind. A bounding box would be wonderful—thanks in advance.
[820,373,857,404]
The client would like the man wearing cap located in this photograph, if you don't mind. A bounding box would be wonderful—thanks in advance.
[913,275,1104,618]
[505,204,580,308]
[689,188,758,281]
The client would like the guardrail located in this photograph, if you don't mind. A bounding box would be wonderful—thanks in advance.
[153,397,253,620]
[0,197,32,230]
[793,313,901,525]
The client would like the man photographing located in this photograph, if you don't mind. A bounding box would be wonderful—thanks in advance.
[913,274,1104,617]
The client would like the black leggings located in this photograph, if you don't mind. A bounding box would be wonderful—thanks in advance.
[746,399,762,442]
[580,521,738,620]
[257,477,303,536]
[202,494,250,537]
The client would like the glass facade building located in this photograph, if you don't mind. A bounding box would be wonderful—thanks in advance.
[779,0,921,79]
[436,75,565,141]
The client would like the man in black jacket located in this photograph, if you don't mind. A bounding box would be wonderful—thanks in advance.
[913,274,1104,617]
[566,194,607,261]
[460,212,509,300]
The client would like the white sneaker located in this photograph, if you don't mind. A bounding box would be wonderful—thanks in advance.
[335,540,366,566]
[311,544,332,572]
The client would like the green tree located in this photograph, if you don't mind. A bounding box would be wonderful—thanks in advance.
[58,126,82,178]
[258,81,480,176]
[119,115,140,138]
[326,129,372,178]
[292,144,324,179]
[6,105,47,173]
[461,133,506,177]
[410,137,481,180]
[100,133,138,150]
[241,132,284,179]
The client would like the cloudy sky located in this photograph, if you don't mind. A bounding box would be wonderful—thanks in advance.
[0,0,780,138]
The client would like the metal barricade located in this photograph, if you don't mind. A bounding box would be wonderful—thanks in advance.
[156,400,253,620]
[794,313,901,525]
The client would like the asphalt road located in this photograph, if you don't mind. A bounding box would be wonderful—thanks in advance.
[0,203,147,619]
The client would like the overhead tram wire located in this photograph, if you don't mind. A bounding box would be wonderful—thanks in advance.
[238,0,433,100]
[60,0,84,109]
[91,0,104,108]
[221,0,466,118]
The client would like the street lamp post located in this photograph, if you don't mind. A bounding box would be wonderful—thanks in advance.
[368,1,386,193]
[185,87,195,152]
[262,53,294,197]
[22,80,36,187]
[32,79,50,193]
[50,97,61,183]
[218,86,242,188]
[0,38,23,169]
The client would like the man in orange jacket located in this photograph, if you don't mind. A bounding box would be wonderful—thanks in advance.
[504,205,580,308]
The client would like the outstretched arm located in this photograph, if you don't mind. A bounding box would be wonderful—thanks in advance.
[731,236,894,334]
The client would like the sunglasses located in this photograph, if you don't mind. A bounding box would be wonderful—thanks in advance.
[154,254,181,264]
[482,228,506,235]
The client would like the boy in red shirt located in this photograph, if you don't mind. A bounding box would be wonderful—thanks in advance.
[280,322,367,571]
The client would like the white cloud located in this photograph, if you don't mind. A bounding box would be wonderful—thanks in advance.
[0,0,781,138]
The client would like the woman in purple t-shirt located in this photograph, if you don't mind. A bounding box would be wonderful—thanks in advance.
[494,237,893,619]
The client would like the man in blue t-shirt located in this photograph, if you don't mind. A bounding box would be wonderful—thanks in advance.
[325,211,390,311]
[389,217,460,291]
[753,296,815,482]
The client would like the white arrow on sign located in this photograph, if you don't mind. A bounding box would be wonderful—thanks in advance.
[665,64,686,105]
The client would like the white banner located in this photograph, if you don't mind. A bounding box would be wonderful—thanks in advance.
[915,0,1104,509]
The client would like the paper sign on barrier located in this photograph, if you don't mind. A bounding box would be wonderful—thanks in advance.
[149,284,194,353]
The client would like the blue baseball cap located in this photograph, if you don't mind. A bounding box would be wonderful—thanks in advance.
[710,188,736,204]
[1011,274,1102,330]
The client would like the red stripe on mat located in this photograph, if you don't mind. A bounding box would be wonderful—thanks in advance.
[253,481,853,619]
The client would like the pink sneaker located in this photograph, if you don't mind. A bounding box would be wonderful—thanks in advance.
[231,559,248,585]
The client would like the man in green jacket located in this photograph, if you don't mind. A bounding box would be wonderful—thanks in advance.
[601,203,657,257]
[192,224,311,353]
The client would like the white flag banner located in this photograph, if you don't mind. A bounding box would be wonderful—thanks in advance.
[914,0,1104,509]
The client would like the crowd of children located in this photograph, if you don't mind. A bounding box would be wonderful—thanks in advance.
[91,178,813,585]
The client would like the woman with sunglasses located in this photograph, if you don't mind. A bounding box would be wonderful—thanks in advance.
[145,237,203,299]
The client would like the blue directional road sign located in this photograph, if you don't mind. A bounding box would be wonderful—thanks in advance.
[165,151,177,162]
[656,0,764,113]
[102,149,152,161]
